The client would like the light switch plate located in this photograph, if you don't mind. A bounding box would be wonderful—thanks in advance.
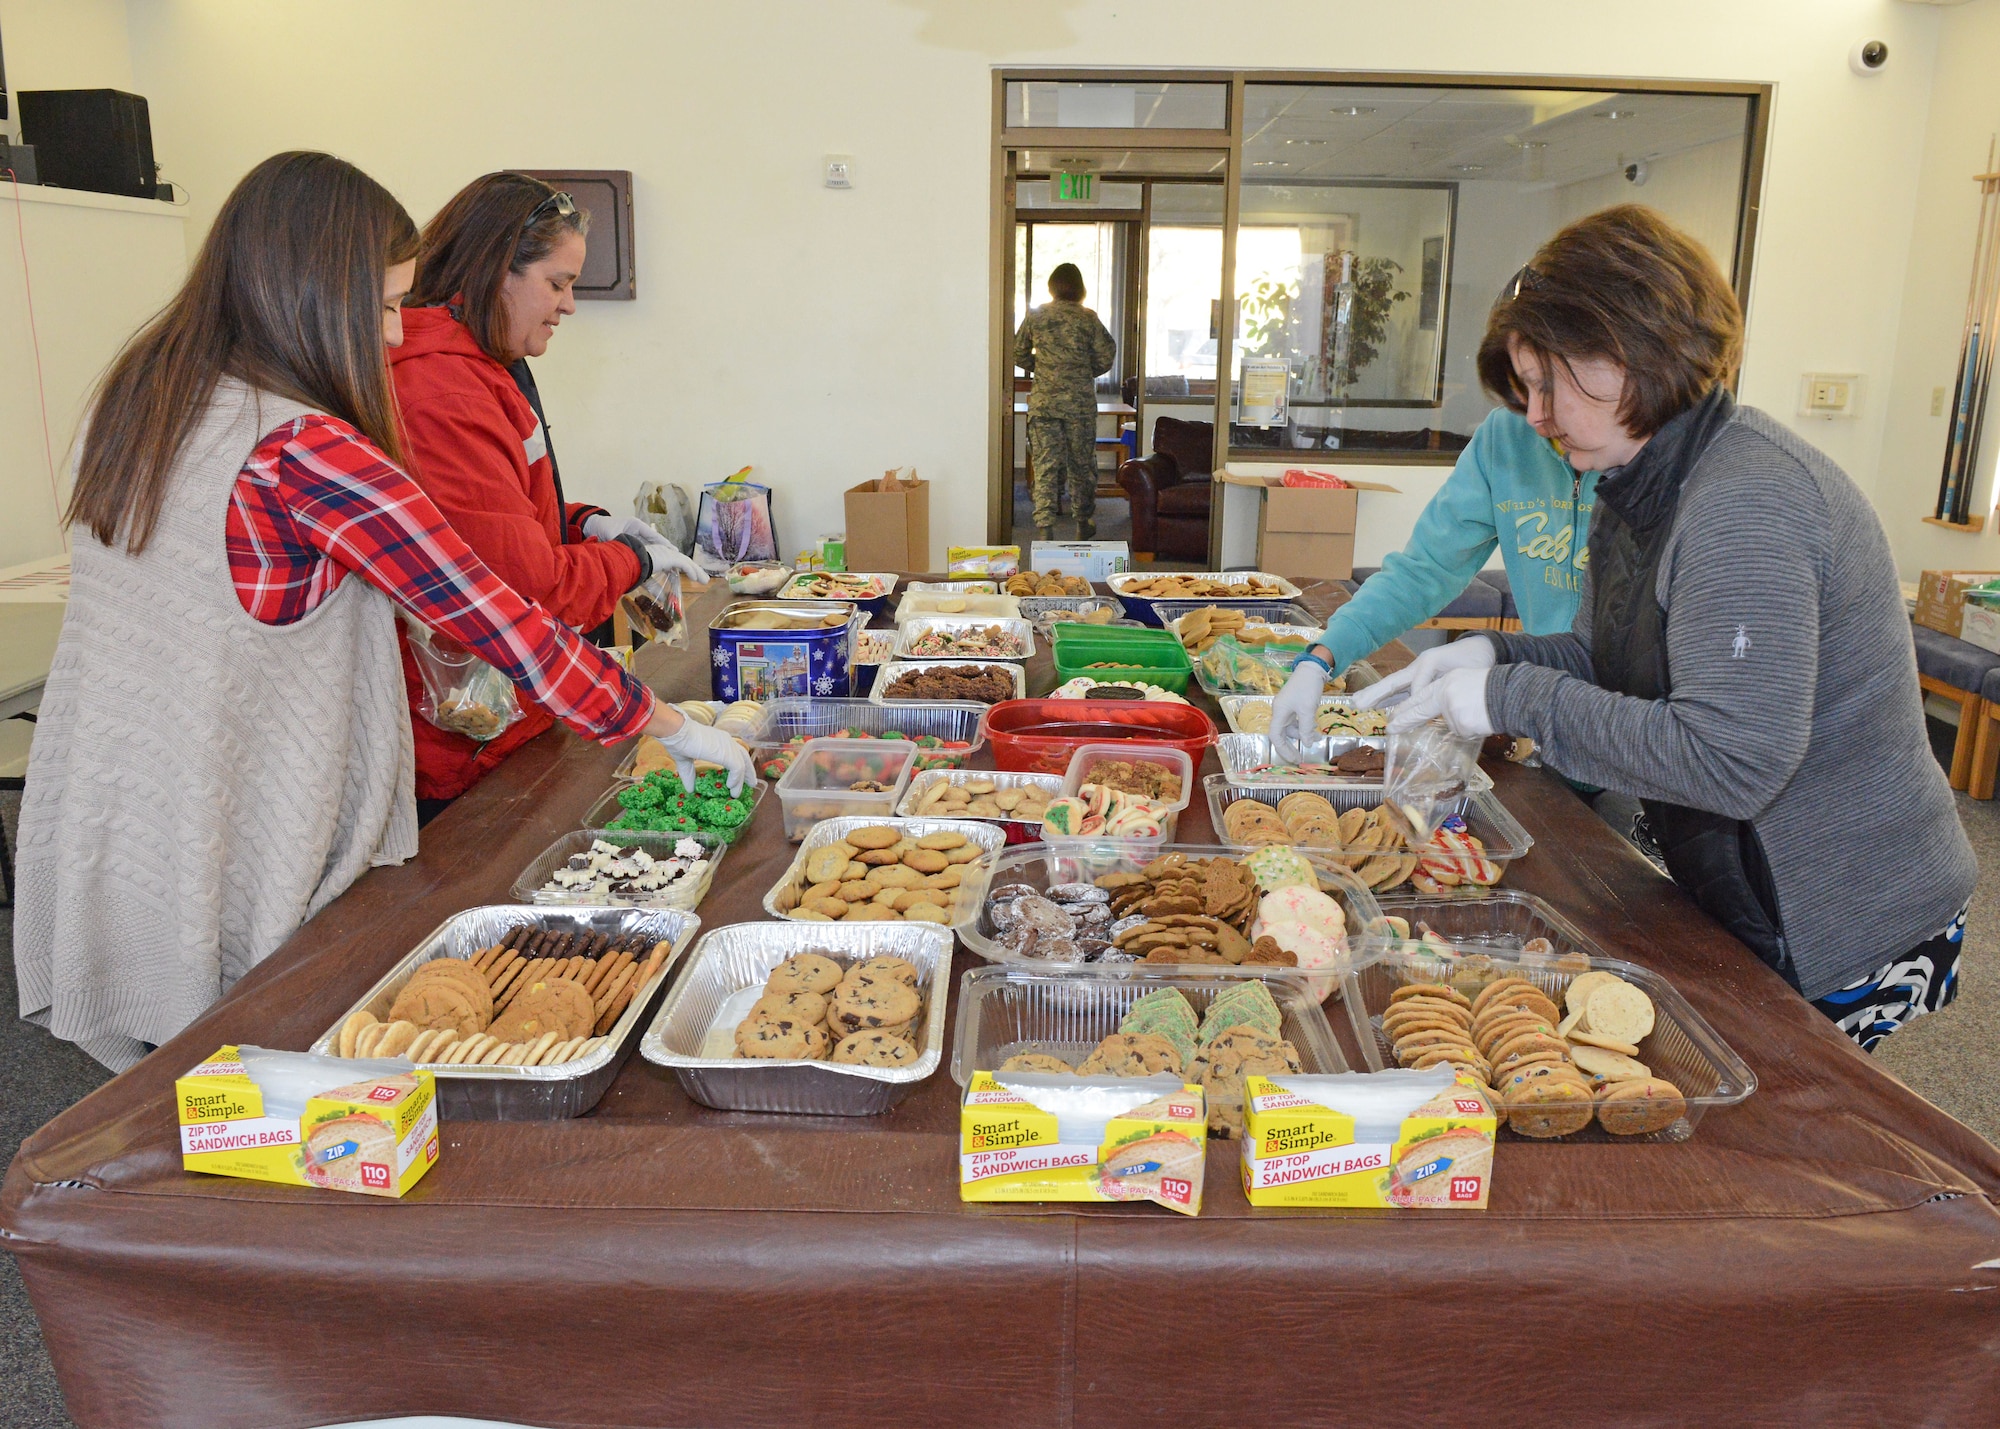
[824,155,853,189]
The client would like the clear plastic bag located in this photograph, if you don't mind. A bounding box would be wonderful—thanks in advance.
[404,618,525,743]
[1382,719,1483,845]
[621,569,688,648]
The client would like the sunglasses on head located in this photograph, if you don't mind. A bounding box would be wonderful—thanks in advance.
[1502,266,1545,301]
[522,190,577,230]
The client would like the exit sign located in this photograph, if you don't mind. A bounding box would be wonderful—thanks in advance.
[1051,170,1096,204]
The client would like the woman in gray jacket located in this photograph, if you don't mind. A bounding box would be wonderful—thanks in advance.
[1380,205,1975,1049]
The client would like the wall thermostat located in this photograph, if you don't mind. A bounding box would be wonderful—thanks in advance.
[824,155,853,189]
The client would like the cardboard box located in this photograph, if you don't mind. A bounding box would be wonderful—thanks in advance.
[1912,570,2000,639]
[177,1046,439,1198]
[1029,541,1129,581]
[844,472,930,573]
[1239,1072,1495,1208]
[1961,599,2000,656]
[959,1071,1206,1215]
[1258,486,1358,579]
[1222,468,1399,583]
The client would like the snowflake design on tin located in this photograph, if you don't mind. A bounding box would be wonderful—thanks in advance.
[812,648,823,664]
[718,679,735,697]
[712,646,731,667]
[815,674,835,696]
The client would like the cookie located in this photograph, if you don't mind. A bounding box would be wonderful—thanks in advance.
[805,845,856,884]
[1595,1077,1687,1136]
[405,959,495,1024]
[766,953,843,996]
[1504,1076,1596,1138]
[998,1053,1076,1074]
[901,902,952,924]
[828,977,922,1030]
[497,976,596,1042]
[1569,1044,1651,1082]
[388,977,481,1037]
[1563,970,1622,1017]
[1388,982,1471,1010]
[339,1010,378,1059]
[847,957,921,989]
[751,990,828,1027]
[902,849,949,874]
[1583,981,1656,1044]
[1567,1029,1642,1056]
[916,831,968,850]
[1078,1032,1184,1077]
[736,1016,821,1060]
[831,1031,919,1067]
[943,843,984,865]
[846,825,903,850]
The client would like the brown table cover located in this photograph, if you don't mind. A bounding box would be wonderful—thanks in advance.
[8,577,2000,1429]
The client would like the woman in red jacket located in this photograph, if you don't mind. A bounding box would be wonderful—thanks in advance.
[392,172,702,808]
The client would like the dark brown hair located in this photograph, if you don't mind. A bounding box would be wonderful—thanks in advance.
[1048,262,1086,302]
[1477,204,1743,437]
[407,172,589,361]
[68,151,420,553]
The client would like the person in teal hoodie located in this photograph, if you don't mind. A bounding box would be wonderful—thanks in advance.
[1270,405,1598,760]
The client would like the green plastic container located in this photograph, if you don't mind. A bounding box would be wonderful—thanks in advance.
[1051,628,1194,694]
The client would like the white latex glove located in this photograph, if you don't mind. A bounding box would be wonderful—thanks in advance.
[653,715,753,795]
[642,540,707,585]
[582,512,657,545]
[1269,660,1329,764]
[1351,635,1497,711]
[1387,666,1496,739]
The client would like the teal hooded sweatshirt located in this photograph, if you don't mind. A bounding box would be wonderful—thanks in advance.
[1319,408,1599,676]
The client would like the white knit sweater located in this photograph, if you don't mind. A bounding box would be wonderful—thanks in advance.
[13,379,417,1069]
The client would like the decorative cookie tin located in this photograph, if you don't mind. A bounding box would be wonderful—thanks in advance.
[708,601,862,702]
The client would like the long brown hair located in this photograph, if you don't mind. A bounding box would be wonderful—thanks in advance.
[1477,204,1742,437]
[407,172,589,362]
[68,151,419,553]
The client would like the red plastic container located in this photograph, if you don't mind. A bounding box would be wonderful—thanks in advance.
[979,699,1217,775]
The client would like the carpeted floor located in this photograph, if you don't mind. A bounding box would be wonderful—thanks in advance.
[3,729,2000,1427]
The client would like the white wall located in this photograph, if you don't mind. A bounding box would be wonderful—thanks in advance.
[1553,134,1748,277]
[0,0,1947,570]
[0,0,181,568]
[1876,0,2000,577]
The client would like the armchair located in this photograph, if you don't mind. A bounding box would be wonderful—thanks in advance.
[1117,416,1215,562]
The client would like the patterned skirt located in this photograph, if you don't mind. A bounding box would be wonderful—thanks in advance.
[1811,905,1967,1052]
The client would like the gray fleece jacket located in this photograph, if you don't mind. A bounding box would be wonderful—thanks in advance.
[1485,406,1976,1000]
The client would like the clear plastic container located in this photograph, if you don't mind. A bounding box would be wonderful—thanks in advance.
[1151,599,1319,634]
[582,776,768,844]
[904,579,999,595]
[762,816,1007,929]
[1344,890,1756,1141]
[896,768,1064,844]
[869,659,1025,706]
[1040,742,1195,849]
[640,920,953,1115]
[980,698,1216,774]
[962,841,1390,981]
[1016,595,1127,634]
[894,615,1035,661]
[509,829,726,911]
[1203,773,1532,884]
[894,592,1023,623]
[772,738,917,840]
[949,963,1349,1086]
[743,697,984,760]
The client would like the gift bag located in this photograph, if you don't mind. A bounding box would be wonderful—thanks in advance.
[404,618,525,743]
[695,468,779,566]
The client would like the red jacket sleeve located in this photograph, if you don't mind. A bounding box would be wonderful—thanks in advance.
[398,390,642,630]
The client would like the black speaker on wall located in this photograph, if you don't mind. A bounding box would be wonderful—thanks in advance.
[19,89,155,199]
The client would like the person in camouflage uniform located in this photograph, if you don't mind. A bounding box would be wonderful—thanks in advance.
[1013,263,1117,539]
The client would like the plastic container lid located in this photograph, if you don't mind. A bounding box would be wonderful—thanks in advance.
[979,698,1216,775]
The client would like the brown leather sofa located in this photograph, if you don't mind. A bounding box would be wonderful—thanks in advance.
[1118,416,1214,562]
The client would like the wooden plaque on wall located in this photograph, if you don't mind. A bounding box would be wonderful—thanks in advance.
[520,168,635,300]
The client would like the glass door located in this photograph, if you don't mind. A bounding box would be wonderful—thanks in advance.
[1000,152,1232,562]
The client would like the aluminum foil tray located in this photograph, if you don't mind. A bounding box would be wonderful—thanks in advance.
[762,816,1009,929]
[869,659,1025,706]
[307,905,699,1120]
[893,615,1036,661]
[641,920,953,1115]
